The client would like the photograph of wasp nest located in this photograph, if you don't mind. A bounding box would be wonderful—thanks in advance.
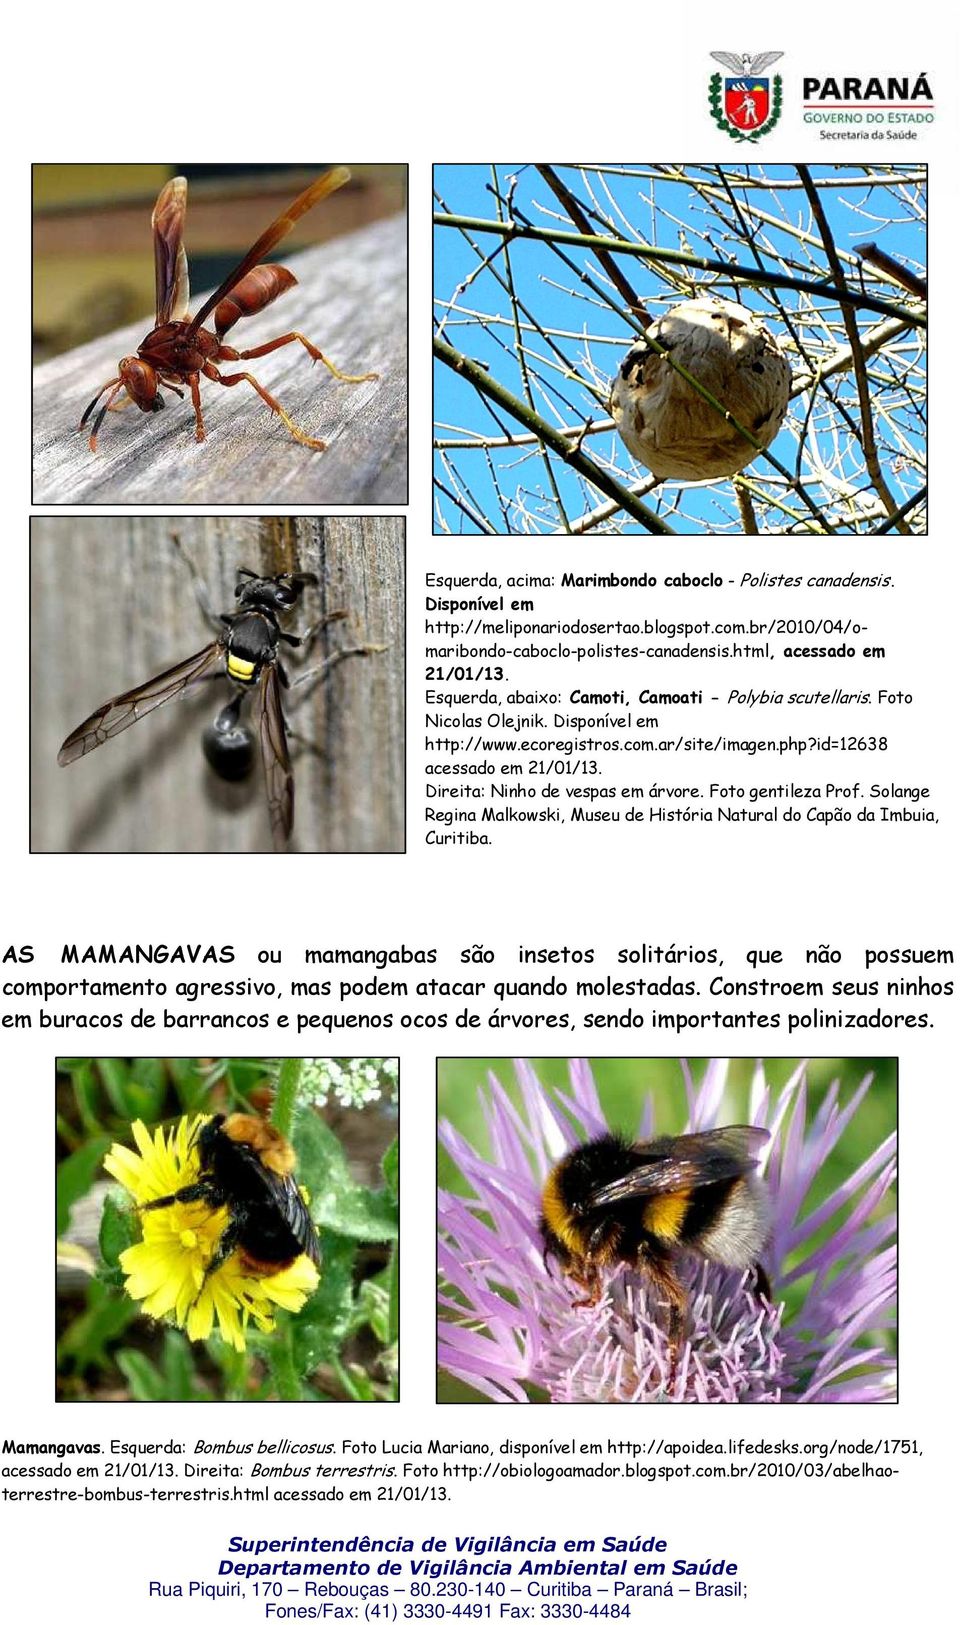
[30,515,404,854]
[33,163,407,506]
[433,164,926,536]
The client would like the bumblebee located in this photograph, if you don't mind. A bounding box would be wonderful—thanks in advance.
[140,1113,321,1290]
[540,1127,771,1356]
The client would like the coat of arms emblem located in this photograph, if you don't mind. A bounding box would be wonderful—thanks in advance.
[709,52,784,141]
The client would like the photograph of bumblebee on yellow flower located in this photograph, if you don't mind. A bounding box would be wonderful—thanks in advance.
[434,165,926,536]
[438,1057,896,1403]
[56,1057,398,1401]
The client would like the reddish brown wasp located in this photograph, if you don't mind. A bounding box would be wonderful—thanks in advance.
[80,168,377,452]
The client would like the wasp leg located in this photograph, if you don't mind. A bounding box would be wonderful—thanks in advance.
[281,609,349,653]
[235,331,379,385]
[188,373,207,442]
[287,644,388,697]
[202,360,326,450]
[169,535,228,635]
[283,725,325,762]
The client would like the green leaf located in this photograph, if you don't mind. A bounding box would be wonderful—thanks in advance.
[56,1137,111,1235]
[382,1137,399,1199]
[169,1059,208,1111]
[116,1350,167,1401]
[57,1280,139,1373]
[295,1114,397,1241]
[337,1362,377,1402]
[356,1278,389,1345]
[385,1243,399,1346]
[290,1233,358,1369]
[99,1190,138,1267]
[63,1060,105,1135]
[160,1333,211,1400]
[96,1058,134,1115]
[126,1058,168,1120]
[319,1185,399,1242]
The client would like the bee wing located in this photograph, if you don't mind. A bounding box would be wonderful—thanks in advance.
[233,1147,321,1266]
[187,167,350,338]
[58,641,224,765]
[275,1172,322,1266]
[153,176,190,324]
[258,661,293,850]
[588,1127,769,1207]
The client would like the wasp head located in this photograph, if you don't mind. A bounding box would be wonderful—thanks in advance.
[118,357,164,412]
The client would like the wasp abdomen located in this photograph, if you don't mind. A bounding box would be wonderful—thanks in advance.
[214,266,298,338]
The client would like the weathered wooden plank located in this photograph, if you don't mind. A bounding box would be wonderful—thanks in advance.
[31,516,405,854]
[32,215,407,506]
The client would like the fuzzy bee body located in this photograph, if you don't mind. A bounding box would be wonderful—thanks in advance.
[540,1128,771,1358]
[140,1112,321,1289]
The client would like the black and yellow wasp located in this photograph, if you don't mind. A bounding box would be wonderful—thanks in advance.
[57,546,379,849]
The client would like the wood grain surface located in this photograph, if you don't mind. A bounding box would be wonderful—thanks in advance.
[31,516,405,854]
[32,215,407,506]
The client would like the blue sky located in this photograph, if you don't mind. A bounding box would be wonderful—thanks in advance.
[433,164,926,536]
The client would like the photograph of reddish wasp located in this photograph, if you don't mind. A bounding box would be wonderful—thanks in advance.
[57,544,385,851]
[80,167,378,453]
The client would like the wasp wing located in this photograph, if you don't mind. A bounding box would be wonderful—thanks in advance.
[258,661,294,849]
[152,176,190,325]
[58,641,224,765]
[187,167,351,337]
[587,1127,769,1207]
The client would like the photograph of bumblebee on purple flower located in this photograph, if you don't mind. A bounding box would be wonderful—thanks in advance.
[437,1057,896,1404]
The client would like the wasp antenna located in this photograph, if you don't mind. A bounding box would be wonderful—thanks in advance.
[79,376,121,430]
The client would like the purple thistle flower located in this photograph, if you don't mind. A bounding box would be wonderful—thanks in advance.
[438,1060,896,1404]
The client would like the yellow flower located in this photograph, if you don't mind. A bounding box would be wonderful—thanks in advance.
[104,1116,320,1352]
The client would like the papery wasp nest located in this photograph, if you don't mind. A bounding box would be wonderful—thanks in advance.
[610,298,791,482]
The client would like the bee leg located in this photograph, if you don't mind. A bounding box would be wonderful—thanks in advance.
[197,1218,242,1289]
[752,1262,773,1304]
[570,1249,604,1309]
[643,1250,688,1386]
[139,1179,213,1211]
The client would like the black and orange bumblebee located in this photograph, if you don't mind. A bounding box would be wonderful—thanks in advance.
[140,1113,321,1290]
[57,558,375,850]
[540,1127,772,1357]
